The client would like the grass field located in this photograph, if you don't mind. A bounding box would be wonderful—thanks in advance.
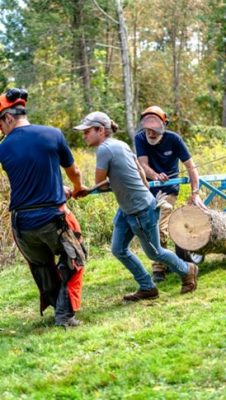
[0,251,225,400]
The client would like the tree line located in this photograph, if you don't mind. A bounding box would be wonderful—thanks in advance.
[0,0,225,146]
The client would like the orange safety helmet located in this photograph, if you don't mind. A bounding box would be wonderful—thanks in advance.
[0,88,28,117]
[140,105,168,125]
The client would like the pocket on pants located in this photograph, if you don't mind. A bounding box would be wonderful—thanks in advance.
[113,208,124,226]
[137,207,159,229]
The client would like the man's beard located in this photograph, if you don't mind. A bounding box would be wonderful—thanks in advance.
[146,135,163,145]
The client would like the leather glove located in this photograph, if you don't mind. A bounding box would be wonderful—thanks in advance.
[155,191,173,210]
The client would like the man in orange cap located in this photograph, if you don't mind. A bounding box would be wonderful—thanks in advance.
[135,106,206,282]
[0,88,87,327]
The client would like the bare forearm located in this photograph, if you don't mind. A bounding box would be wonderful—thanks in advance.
[64,163,83,192]
[142,164,158,181]
[135,159,149,188]
[189,167,200,192]
[138,156,168,182]
[185,159,207,209]
[185,158,199,193]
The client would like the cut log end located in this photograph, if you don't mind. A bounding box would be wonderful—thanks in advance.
[169,205,211,251]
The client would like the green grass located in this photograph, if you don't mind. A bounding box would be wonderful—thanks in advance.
[0,252,225,400]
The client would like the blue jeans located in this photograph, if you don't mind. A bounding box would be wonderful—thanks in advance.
[111,203,189,290]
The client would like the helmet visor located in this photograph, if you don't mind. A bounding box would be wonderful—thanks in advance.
[141,115,165,134]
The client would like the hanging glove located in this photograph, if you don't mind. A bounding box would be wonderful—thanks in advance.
[155,191,173,210]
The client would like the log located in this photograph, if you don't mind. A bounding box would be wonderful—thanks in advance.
[168,205,226,255]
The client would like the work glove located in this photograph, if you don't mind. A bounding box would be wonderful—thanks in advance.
[155,191,173,210]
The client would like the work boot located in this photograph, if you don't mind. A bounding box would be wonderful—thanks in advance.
[67,316,80,327]
[153,270,166,282]
[123,287,159,302]
[181,263,199,294]
[55,316,80,328]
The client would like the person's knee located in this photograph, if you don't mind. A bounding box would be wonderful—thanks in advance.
[111,244,127,259]
[151,248,167,263]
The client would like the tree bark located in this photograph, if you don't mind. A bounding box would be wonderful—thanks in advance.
[222,68,226,127]
[168,205,226,255]
[115,0,135,143]
[71,0,92,111]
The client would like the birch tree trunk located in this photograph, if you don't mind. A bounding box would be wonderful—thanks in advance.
[222,68,226,127]
[115,0,135,143]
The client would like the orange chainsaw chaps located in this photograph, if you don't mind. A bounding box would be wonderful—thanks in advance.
[59,204,82,234]
[67,267,84,311]
[59,203,85,311]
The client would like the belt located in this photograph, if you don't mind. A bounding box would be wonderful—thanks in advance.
[11,202,61,212]
[11,202,62,238]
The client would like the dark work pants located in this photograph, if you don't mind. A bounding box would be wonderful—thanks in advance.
[13,221,74,324]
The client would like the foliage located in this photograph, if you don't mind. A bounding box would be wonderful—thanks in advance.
[68,193,117,250]
[63,149,117,249]
[186,124,226,145]
[0,169,16,268]
[177,128,226,209]
[0,0,225,146]
[0,254,225,399]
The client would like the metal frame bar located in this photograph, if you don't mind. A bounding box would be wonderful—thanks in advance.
[92,174,226,207]
[148,174,226,206]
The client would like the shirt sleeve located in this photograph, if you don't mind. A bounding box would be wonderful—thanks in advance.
[174,135,191,162]
[135,132,148,157]
[96,143,113,171]
[58,131,74,168]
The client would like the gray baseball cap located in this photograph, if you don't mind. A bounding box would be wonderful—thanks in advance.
[73,111,111,130]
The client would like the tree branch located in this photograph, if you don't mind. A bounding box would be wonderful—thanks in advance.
[92,0,119,25]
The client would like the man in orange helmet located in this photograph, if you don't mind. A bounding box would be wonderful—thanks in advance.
[135,105,206,282]
[0,88,87,327]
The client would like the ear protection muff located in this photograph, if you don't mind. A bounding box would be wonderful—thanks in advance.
[0,88,28,117]
[6,88,28,102]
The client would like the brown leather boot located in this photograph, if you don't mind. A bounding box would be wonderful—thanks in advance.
[181,263,199,294]
[123,287,159,302]
[153,270,166,282]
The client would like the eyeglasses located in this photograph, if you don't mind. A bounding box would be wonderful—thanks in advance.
[145,127,164,135]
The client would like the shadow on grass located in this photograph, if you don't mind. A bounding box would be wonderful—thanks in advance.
[197,257,226,277]
[0,314,56,338]
[83,256,226,314]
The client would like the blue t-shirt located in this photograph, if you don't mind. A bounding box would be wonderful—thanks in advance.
[0,124,74,230]
[135,129,191,196]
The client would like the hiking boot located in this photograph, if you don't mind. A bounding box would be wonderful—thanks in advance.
[123,287,159,302]
[153,271,166,282]
[181,263,199,294]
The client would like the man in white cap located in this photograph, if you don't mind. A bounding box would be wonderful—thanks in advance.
[135,106,206,282]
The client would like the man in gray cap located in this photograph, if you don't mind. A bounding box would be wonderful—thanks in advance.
[73,111,199,301]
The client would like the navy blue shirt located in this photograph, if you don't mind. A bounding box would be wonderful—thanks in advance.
[0,124,74,230]
[135,129,191,196]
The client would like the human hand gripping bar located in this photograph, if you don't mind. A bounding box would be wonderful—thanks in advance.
[86,179,110,194]
[70,179,110,199]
